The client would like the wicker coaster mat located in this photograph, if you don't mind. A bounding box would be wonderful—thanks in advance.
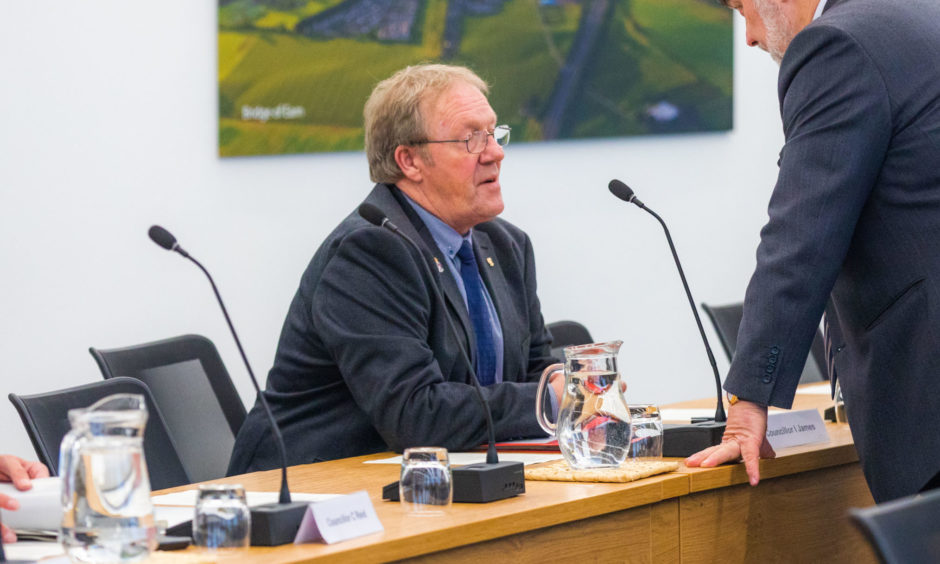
[525,459,679,483]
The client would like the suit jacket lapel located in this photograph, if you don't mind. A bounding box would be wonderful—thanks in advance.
[373,184,476,359]
[821,0,846,14]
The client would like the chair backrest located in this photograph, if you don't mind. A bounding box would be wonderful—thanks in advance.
[8,377,191,490]
[701,302,826,384]
[546,320,594,360]
[849,488,940,563]
[89,334,246,483]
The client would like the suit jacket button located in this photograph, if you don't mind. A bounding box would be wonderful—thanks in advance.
[770,346,780,354]
[763,375,773,383]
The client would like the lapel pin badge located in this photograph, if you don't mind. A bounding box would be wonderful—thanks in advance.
[486,257,495,267]
[433,257,445,273]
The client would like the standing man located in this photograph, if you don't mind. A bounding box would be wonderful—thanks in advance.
[686,0,940,502]
[229,64,562,473]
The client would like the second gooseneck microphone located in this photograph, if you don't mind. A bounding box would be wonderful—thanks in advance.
[358,203,525,503]
[147,225,308,546]
[607,180,725,422]
[357,203,499,464]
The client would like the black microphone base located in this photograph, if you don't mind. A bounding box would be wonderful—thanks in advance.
[663,421,726,457]
[452,461,525,503]
[382,461,525,503]
[249,501,309,546]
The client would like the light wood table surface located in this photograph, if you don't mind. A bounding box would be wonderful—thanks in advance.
[154,387,878,563]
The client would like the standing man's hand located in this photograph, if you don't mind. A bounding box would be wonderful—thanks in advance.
[684,400,776,486]
[0,454,50,543]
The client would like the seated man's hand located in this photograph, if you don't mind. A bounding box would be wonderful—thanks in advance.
[684,400,776,486]
[549,371,564,401]
[0,454,50,543]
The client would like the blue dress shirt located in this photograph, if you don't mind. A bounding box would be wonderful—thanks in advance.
[404,196,505,385]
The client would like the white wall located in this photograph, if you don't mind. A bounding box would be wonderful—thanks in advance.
[0,2,783,458]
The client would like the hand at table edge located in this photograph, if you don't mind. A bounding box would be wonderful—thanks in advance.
[684,400,776,486]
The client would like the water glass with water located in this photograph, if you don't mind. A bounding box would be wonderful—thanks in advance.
[193,484,251,549]
[399,447,452,514]
[628,404,663,460]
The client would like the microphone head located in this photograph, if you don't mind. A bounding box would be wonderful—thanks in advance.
[148,225,177,250]
[608,179,636,203]
[358,203,387,227]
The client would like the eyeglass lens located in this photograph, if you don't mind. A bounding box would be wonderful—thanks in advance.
[467,126,511,153]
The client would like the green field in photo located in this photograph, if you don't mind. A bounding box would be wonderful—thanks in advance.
[218,0,732,157]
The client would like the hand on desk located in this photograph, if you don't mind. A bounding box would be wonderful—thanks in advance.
[684,400,776,486]
[0,454,50,543]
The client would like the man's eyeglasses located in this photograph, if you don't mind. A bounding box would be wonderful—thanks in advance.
[411,125,511,154]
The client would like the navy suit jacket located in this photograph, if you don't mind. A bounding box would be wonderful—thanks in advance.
[228,184,556,474]
[725,0,940,502]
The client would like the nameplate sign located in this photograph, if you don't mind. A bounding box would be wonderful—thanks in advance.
[294,490,383,545]
[765,408,829,450]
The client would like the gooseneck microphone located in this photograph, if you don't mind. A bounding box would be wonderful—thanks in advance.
[358,203,524,503]
[148,225,307,545]
[358,203,499,464]
[147,225,189,257]
[608,180,727,456]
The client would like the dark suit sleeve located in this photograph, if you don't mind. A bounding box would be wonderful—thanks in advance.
[312,226,544,452]
[725,24,892,407]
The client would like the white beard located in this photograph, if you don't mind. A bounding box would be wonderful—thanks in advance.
[753,0,799,64]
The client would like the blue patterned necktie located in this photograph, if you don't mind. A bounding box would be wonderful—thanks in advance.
[456,240,496,386]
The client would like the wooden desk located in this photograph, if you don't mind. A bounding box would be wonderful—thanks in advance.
[156,390,877,563]
[669,393,877,563]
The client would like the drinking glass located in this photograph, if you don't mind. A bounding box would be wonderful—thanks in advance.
[399,447,452,514]
[628,404,663,460]
[193,484,251,549]
[833,380,848,423]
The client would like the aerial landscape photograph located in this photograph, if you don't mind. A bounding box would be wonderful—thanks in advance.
[218,0,733,157]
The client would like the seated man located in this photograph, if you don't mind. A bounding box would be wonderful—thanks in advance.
[0,455,49,543]
[228,64,563,473]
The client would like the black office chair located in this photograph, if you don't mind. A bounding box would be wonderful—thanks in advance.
[849,488,940,563]
[8,377,191,490]
[89,334,246,483]
[546,320,594,360]
[701,302,826,384]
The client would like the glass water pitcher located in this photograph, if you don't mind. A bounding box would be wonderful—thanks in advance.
[60,393,157,563]
[536,341,632,469]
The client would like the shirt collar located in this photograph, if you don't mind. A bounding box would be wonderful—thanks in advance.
[813,0,828,20]
[401,192,471,261]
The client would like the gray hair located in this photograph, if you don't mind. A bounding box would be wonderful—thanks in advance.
[363,64,488,183]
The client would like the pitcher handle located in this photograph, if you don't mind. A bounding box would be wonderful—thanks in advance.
[59,429,82,512]
[536,363,563,435]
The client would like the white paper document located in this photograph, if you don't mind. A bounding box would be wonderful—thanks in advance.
[365,452,563,466]
[1,541,67,561]
[0,477,61,531]
[150,490,338,507]
[153,505,196,530]
[796,382,833,396]
[661,407,786,423]
[660,408,718,423]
